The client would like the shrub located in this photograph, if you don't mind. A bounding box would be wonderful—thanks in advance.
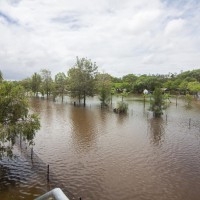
[150,88,164,117]
[114,101,128,114]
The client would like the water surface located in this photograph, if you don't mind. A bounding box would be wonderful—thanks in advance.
[1,96,200,200]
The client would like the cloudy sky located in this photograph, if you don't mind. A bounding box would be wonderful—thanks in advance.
[0,0,200,80]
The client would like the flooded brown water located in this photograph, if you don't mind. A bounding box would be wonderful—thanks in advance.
[1,96,200,200]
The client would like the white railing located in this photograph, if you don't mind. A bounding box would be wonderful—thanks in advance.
[35,188,70,200]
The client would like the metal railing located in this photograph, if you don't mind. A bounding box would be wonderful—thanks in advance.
[35,188,70,200]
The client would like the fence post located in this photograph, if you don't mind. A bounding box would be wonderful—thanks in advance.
[31,148,33,160]
[47,164,50,182]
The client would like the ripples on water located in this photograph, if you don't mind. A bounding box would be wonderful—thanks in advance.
[0,145,47,200]
[1,97,200,200]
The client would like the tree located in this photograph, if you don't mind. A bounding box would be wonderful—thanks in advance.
[122,74,137,83]
[188,81,200,96]
[96,73,112,106]
[163,79,182,93]
[120,90,129,102]
[19,78,32,93]
[67,57,98,106]
[111,76,122,83]
[114,101,128,114]
[55,72,67,102]
[0,81,40,158]
[177,69,200,82]
[133,75,162,93]
[185,94,192,107]
[67,67,82,103]
[122,74,138,92]
[150,88,164,117]
[178,80,188,95]
[0,70,3,83]
[31,73,42,97]
[40,69,53,99]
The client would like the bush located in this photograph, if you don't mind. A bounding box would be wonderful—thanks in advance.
[150,88,164,117]
[114,101,128,114]
[185,94,192,107]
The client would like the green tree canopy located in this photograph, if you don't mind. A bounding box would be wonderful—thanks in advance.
[31,72,42,96]
[40,69,53,99]
[188,81,200,94]
[67,57,98,106]
[19,78,32,93]
[122,74,138,83]
[150,88,165,117]
[177,69,200,82]
[178,80,188,94]
[133,75,162,93]
[55,72,67,102]
[96,73,112,106]
[0,81,40,158]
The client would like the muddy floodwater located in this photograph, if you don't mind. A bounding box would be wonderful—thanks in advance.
[0,96,200,200]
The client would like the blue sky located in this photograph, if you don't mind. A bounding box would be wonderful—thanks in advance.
[0,0,200,80]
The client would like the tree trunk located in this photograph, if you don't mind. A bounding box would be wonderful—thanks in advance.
[79,93,81,105]
[61,93,64,102]
[83,90,86,107]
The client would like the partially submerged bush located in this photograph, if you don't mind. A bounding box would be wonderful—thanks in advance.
[150,88,164,117]
[114,101,128,114]
[185,94,192,107]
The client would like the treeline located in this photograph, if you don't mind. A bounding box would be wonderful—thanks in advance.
[1,57,200,106]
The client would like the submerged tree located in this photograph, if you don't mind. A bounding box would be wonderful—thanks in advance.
[0,81,40,158]
[114,90,129,114]
[31,72,42,96]
[185,94,192,107]
[55,72,67,102]
[67,57,98,106]
[40,69,53,99]
[150,88,164,117]
[114,101,128,114]
[96,73,112,106]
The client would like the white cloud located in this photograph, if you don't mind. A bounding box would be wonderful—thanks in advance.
[164,18,186,36]
[0,0,200,80]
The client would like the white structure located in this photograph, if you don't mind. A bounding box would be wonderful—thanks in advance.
[197,92,200,99]
[35,188,70,200]
[143,89,148,95]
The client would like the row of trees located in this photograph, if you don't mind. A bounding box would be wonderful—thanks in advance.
[2,58,200,107]
[19,57,113,107]
[113,71,200,95]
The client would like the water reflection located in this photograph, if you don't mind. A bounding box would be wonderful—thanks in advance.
[70,106,97,151]
[116,113,128,125]
[148,117,165,146]
[29,97,42,113]
[0,164,15,191]
[98,108,110,127]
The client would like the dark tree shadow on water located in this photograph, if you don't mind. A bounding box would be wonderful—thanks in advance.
[148,117,165,146]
